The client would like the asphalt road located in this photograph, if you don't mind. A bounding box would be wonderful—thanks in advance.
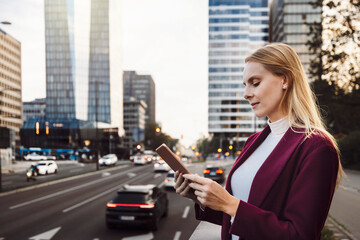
[0,160,234,240]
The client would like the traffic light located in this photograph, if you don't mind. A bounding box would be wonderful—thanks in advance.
[45,121,49,135]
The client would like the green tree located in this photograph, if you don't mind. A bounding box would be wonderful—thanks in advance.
[144,122,178,151]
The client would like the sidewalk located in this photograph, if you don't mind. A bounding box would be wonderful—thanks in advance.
[1,160,79,174]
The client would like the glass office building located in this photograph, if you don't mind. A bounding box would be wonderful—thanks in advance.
[269,0,321,80]
[44,0,123,133]
[208,0,268,145]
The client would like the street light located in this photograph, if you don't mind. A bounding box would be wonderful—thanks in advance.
[155,127,160,133]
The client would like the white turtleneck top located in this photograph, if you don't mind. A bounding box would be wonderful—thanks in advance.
[231,116,289,240]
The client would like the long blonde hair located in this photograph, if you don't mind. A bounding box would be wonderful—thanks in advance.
[245,43,344,185]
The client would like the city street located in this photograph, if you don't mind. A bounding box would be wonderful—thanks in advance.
[0,160,233,240]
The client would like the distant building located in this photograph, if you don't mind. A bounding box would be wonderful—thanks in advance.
[44,0,123,133]
[123,71,156,123]
[208,0,268,146]
[0,28,22,149]
[123,97,147,155]
[23,98,46,121]
[269,0,321,80]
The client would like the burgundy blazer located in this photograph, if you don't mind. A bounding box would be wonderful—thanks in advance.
[195,125,339,240]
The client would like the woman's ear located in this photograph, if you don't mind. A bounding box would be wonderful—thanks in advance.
[282,76,288,89]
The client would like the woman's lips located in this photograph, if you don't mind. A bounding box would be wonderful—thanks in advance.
[251,102,259,108]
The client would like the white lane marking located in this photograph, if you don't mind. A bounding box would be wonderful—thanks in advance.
[173,231,181,240]
[122,232,154,240]
[10,168,141,210]
[182,206,190,218]
[127,172,136,178]
[102,172,111,177]
[62,173,147,213]
[154,173,162,178]
[29,226,61,240]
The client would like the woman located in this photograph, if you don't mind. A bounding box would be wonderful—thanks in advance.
[174,43,344,240]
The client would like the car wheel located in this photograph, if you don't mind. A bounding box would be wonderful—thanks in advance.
[54,169,57,174]
[45,171,48,175]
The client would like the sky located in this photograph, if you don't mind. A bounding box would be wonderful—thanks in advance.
[0,0,209,146]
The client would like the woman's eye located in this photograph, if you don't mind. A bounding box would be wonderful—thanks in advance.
[253,82,260,87]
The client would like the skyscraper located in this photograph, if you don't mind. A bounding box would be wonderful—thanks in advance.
[44,0,123,132]
[269,0,321,81]
[208,0,268,145]
[123,71,156,124]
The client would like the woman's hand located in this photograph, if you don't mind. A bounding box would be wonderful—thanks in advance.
[174,171,201,205]
[183,174,240,217]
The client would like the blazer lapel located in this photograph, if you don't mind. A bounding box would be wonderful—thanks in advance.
[226,126,271,193]
[247,128,305,207]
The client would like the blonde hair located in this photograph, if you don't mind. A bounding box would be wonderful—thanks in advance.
[245,43,344,185]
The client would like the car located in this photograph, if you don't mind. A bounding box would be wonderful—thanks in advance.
[24,153,47,161]
[35,160,58,175]
[163,170,175,189]
[99,154,118,166]
[106,184,168,230]
[203,166,225,183]
[133,155,147,165]
[153,160,170,172]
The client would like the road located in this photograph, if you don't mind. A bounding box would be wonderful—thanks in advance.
[0,160,234,240]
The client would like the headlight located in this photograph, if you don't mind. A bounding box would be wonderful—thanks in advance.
[26,172,31,177]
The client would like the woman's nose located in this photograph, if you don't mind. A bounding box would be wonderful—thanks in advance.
[243,87,252,100]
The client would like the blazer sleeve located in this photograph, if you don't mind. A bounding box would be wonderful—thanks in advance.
[229,140,339,240]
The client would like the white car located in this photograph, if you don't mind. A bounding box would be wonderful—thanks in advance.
[36,161,58,175]
[24,153,47,161]
[164,170,175,189]
[153,160,170,172]
[99,154,118,166]
[133,155,147,165]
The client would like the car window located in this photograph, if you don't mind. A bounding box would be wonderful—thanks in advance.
[114,193,149,203]
[166,173,174,178]
[37,163,46,166]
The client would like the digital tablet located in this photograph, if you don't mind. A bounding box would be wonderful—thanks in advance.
[155,144,191,174]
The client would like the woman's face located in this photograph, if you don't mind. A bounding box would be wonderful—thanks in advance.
[243,61,287,122]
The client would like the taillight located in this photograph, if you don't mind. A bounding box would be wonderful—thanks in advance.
[106,203,155,208]
[216,170,223,174]
[139,204,155,209]
[164,179,169,182]
[203,170,210,174]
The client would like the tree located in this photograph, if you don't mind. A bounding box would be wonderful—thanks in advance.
[144,122,178,151]
[306,0,360,136]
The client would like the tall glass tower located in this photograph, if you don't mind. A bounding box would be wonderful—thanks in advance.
[208,0,268,145]
[44,0,123,131]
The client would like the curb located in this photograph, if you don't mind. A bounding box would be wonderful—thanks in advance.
[325,216,358,240]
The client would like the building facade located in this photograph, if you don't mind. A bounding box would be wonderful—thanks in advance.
[23,98,46,122]
[0,28,22,149]
[123,97,147,155]
[44,0,123,133]
[123,71,155,123]
[208,0,268,145]
[269,0,321,80]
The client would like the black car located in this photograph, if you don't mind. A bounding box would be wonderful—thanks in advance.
[106,184,168,230]
[203,166,225,183]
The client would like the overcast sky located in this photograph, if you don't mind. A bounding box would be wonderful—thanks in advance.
[0,0,209,146]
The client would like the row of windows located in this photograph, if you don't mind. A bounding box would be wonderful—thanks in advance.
[0,101,22,111]
[209,0,268,7]
[209,99,248,105]
[209,75,243,81]
[0,53,21,68]
[209,83,243,89]
[209,59,244,64]
[209,116,253,120]
[0,42,21,59]
[209,92,242,97]
[0,119,22,128]
[209,67,244,73]
[209,124,255,129]
[209,9,268,17]
[0,91,21,103]
[209,42,249,48]
[210,19,268,25]
[284,13,320,24]
[284,4,320,14]
[209,50,248,56]
[0,34,21,51]
[210,34,267,41]
[209,108,251,113]
[0,72,21,86]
